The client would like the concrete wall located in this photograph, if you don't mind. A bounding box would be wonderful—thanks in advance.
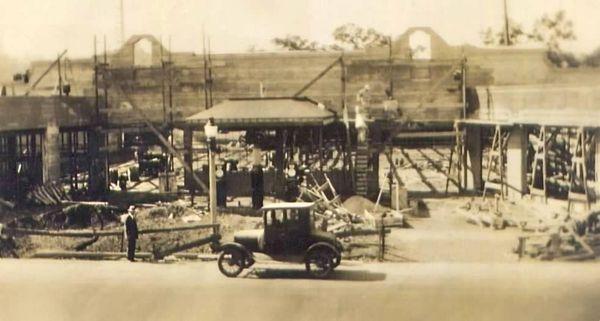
[18,28,565,129]
[18,28,600,132]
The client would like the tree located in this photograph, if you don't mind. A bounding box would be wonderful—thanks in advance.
[480,20,528,46]
[583,46,600,67]
[272,24,389,51]
[528,10,576,52]
[272,35,322,51]
[480,10,578,67]
[332,23,390,50]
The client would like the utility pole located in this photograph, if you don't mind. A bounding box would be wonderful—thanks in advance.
[103,36,110,191]
[503,0,511,46]
[207,37,213,108]
[168,36,174,173]
[461,57,467,119]
[160,37,166,127]
[119,0,125,45]
[202,30,209,109]
[57,54,63,97]
[94,36,99,120]
[159,37,170,192]
[388,36,394,98]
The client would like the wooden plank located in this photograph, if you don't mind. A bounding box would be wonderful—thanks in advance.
[32,250,153,260]
[393,131,456,139]
[4,223,220,238]
[154,234,220,259]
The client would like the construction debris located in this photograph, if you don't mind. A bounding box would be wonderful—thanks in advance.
[26,181,72,206]
[457,195,600,261]
[298,174,405,241]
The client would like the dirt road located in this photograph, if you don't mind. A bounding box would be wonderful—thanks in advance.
[0,259,599,321]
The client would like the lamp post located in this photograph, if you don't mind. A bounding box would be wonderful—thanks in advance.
[204,118,219,235]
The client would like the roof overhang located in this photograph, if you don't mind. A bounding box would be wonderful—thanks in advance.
[181,97,336,130]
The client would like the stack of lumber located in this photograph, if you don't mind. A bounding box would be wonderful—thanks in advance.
[26,181,72,205]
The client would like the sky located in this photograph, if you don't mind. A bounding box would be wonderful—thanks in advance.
[0,0,599,61]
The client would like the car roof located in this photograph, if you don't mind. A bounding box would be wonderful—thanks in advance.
[260,202,314,210]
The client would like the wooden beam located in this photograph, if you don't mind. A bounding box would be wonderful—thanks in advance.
[399,148,438,193]
[293,56,341,97]
[25,50,68,96]
[417,148,460,189]
[4,223,220,238]
[153,234,220,259]
[115,87,209,193]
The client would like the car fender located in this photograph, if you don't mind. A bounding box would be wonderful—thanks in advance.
[219,242,254,267]
[220,242,251,256]
[304,242,340,261]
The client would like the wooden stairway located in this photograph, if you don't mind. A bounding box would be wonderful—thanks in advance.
[355,143,369,196]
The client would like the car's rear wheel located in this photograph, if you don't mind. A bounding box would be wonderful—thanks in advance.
[218,248,245,278]
[305,248,335,278]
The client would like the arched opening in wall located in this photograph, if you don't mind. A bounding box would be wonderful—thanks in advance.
[409,30,432,60]
[133,38,153,67]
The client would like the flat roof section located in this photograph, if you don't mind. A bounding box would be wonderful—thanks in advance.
[471,84,600,128]
[184,97,336,130]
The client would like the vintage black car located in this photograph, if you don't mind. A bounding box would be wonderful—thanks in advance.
[217,202,342,278]
[137,145,167,177]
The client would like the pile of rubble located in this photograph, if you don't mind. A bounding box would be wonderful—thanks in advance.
[298,174,406,238]
[457,196,600,261]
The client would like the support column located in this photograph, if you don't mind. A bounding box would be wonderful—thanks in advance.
[6,135,17,200]
[506,125,528,200]
[183,128,193,189]
[43,122,61,183]
[87,129,108,196]
[463,126,483,191]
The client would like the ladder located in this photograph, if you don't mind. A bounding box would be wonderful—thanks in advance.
[529,126,548,203]
[482,125,510,200]
[568,127,591,213]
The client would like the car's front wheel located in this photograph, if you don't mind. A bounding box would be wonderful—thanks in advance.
[305,248,335,278]
[218,248,245,278]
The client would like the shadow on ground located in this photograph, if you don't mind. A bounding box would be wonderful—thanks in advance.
[243,267,387,281]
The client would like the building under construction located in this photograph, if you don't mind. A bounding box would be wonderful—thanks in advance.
[2,27,600,211]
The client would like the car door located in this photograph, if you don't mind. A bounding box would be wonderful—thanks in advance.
[284,209,309,254]
[264,209,286,254]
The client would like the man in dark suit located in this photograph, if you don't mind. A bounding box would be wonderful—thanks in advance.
[124,206,139,262]
[250,165,264,209]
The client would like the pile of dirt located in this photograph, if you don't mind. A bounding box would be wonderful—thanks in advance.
[342,196,377,215]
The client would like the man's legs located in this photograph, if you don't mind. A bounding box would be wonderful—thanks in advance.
[127,238,136,261]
